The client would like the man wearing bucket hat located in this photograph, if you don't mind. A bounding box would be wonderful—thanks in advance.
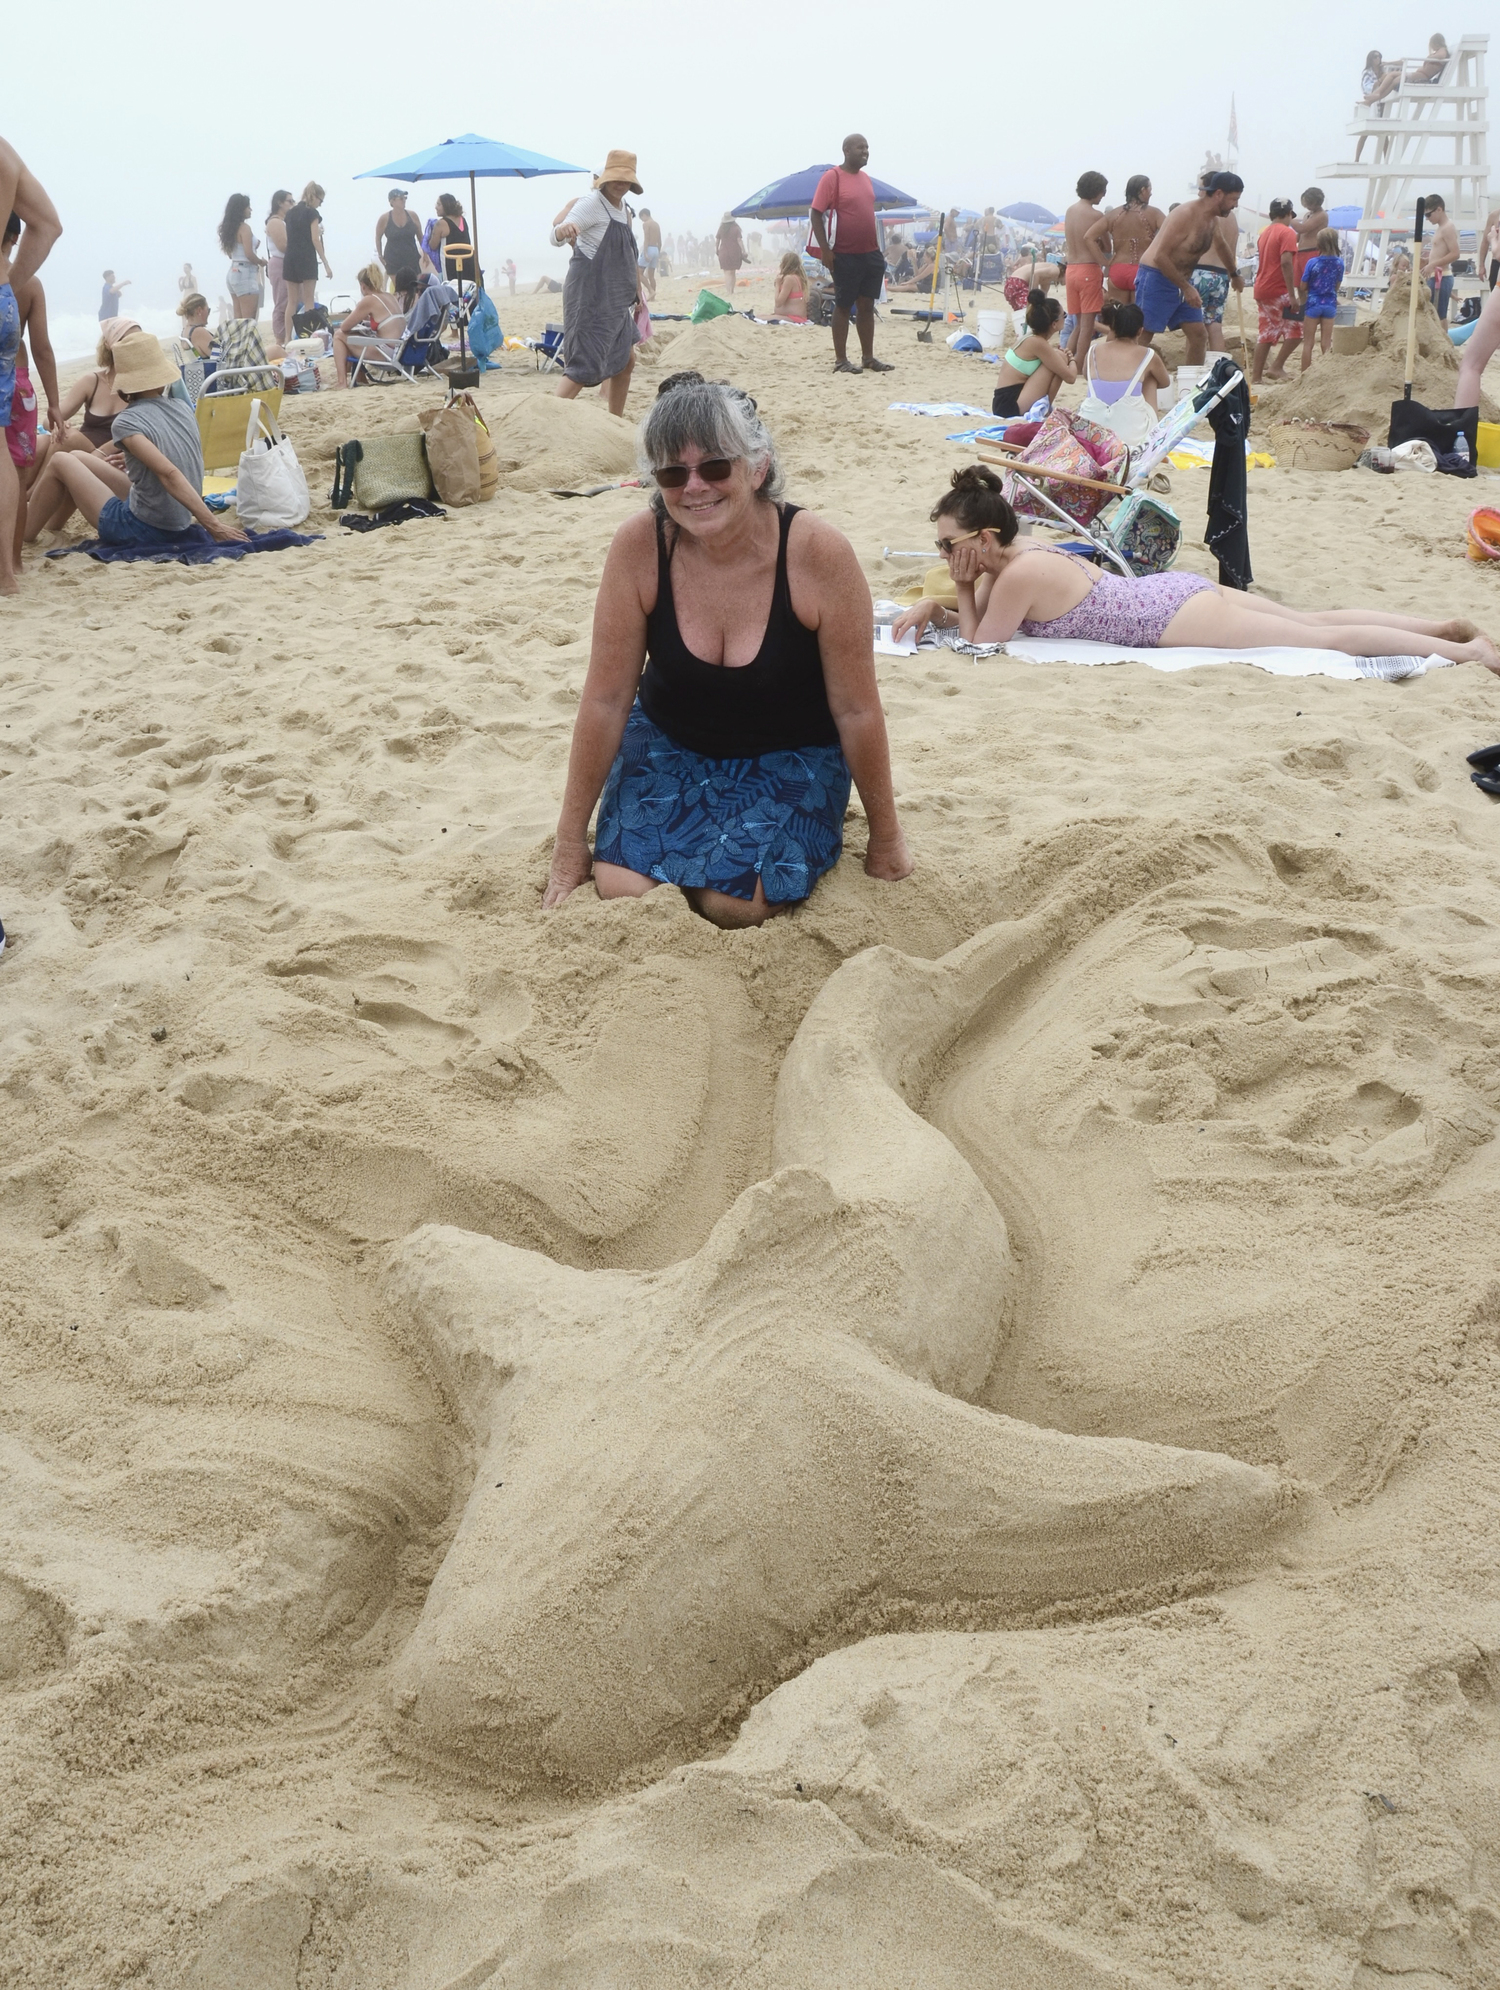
[27,333,247,551]
[552,149,645,419]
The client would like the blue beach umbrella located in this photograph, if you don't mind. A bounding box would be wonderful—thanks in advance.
[731,163,921,220]
[355,133,588,272]
[997,201,1058,225]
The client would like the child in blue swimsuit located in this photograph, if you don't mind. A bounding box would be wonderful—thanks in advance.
[1299,229,1344,372]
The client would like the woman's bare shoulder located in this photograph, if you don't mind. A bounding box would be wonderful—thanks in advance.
[609,507,658,561]
[786,504,860,578]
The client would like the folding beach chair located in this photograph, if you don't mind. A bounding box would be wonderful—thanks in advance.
[196,377,285,472]
[975,367,1246,577]
[529,323,565,372]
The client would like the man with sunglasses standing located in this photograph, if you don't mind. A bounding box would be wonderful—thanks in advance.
[810,134,895,376]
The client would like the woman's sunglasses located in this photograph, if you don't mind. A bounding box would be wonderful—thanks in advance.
[935,528,982,556]
[654,458,735,489]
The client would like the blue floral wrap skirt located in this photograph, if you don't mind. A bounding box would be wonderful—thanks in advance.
[594,704,851,904]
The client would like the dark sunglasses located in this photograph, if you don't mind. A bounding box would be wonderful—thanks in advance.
[654,458,735,489]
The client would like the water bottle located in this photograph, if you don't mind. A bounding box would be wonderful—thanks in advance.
[1455,431,1471,464]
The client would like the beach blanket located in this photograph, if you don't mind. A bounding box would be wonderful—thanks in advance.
[889,401,992,420]
[48,525,321,567]
[873,615,1452,681]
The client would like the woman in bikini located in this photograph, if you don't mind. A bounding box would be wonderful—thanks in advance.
[990,291,1076,419]
[893,466,1498,669]
[330,265,418,386]
[1102,176,1164,306]
[1078,302,1169,444]
[773,251,808,321]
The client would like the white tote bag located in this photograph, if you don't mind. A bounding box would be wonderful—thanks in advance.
[236,398,311,530]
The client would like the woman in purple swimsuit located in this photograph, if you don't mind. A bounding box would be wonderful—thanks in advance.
[894,466,1499,668]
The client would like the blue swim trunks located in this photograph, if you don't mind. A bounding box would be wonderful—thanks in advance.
[595,703,851,904]
[0,284,20,429]
[1136,263,1204,333]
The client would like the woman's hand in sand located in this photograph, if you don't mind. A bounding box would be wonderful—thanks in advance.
[891,598,943,641]
[864,826,915,883]
[543,835,594,909]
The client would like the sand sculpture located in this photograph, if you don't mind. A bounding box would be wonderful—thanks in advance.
[386,908,1299,1789]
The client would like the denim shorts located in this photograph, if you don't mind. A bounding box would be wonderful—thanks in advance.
[97,497,196,548]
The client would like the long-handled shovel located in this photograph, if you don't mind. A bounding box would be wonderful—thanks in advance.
[1236,287,1253,375]
[1397,197,1427,419]
[916,227,943,343]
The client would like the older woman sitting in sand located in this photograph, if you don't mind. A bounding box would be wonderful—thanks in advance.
[543,380,913,927]
[894,466,1498,669]
[331,265,417,386]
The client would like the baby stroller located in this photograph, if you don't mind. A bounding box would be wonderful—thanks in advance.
[978,365,1247,578]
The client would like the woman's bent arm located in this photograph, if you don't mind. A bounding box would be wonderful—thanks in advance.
[544,515,654,906]
[800,520,913,880]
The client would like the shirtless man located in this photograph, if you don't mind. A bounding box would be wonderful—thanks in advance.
[1191,168,1246,353]
[1421,193,1460,323]
[1101,175,1165,304]
[0,138,63,596]
[1062,171,1110,358]
[1292,186,1329,289]
[1136,171,1243,365]
[638,207,662,300]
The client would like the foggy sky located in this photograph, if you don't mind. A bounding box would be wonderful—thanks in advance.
[7,0,1466,351]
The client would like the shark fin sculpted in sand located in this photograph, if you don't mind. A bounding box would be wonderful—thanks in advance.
[384,912,1300,1790]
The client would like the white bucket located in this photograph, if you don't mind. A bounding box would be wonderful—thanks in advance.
[978,310,1006,350]
[1175,365,1209,400]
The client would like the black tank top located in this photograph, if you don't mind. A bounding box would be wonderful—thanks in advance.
[442,214,474,278]
[639,503,839,758]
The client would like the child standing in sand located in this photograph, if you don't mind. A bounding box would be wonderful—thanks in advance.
[1298,229,1344,371]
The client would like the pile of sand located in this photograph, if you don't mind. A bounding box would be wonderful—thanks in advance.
[1255,280,1496,434]
[483,390,639,492]
[648,311,782,377]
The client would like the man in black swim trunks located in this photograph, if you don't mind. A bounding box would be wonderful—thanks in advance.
[809,134,894,375]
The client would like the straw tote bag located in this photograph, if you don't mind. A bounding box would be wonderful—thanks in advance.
[330,433,433,511]
[237,399,311,530]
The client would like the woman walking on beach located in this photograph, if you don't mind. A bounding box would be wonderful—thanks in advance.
[264,190,293,343]
[218,195,266,321]
[895,466,1498,668]
[716,213,746,296]
[553,150,645,419]
[283,183,332,320]
[543,379,911,926]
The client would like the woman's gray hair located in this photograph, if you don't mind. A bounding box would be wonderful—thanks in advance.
[638,381,785,504]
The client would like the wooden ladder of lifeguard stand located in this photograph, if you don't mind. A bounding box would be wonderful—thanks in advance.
[1318,33,1489,298]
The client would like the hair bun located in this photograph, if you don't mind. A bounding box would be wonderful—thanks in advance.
[950,463,1002,494]
[1027,287,1047,306]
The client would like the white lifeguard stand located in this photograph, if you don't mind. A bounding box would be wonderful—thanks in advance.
[1318,33,1489,290]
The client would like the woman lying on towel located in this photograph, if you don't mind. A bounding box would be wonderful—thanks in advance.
[893,466,1498,669]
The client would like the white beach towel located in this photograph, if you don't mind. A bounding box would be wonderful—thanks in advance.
[872,614,1452,682]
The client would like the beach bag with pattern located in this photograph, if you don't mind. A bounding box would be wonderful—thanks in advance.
[1008,408,1127,528]
[1098,491,1181,576]
[330,433,432,512]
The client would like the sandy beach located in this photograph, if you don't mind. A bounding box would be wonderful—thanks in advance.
[5,266,1500,1988]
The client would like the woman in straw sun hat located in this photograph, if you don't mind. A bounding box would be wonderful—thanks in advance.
[552,148,645,418]
[25,333,247,551]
